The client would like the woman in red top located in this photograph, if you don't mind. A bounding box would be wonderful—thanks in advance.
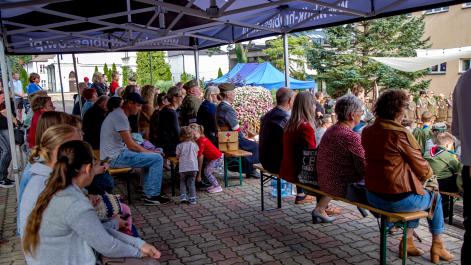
[280,91,317,205]
[27,96,55,148]
[109,71,120,96]
[190,123,224,193]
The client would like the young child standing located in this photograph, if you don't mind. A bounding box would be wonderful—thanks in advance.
[190,124,224,193]
[176,127,199,204]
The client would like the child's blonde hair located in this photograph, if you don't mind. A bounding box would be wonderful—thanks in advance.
[436,132,454,147]
[179,126,194,142]
[189,123,204,137]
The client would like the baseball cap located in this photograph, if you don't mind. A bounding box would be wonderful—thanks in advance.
[123,92,146,104]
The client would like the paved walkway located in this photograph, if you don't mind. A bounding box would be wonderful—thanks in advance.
[0,174,464,265]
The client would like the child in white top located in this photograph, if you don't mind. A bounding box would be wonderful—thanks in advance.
[176,126,199,204]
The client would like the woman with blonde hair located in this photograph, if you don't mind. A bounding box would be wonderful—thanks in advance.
[91,72,107,96]
[18,125,83,237]
[22,140,161,264]
[197,86,220,145]
[34,111,81,146]
[139,85,156,139]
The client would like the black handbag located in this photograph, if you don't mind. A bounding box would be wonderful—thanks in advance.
[14,126,25,146]
[299,148,318,185]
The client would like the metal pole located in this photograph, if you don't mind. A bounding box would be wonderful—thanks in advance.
[72,53,82,117]
[0,40,20,198]
[283,32,290,88]
[57,54,66,112]
[149,51,153,85]
[194,48,200,82]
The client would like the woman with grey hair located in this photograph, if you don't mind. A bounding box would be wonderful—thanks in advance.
[197,86,220,145]
[313,94,366,223]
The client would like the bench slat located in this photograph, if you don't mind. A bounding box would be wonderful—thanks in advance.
[295,182,428,222]
[223,150,252,157]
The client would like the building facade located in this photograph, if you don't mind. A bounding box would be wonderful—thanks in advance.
[24,52,137,93]
[414,3,471,96]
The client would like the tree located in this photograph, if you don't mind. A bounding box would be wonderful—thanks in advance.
[235,43,248,63]
[111,63,117,74]
[180,72,194,83]
[9,55,32,73]
[122,66,129,87]
[136,51,171,85]
[263,35,310,80]
[306,15,430,97]
[20,68,28,91]
[103,63,111,82]
[217,67,223,78]
[94,66,99,73]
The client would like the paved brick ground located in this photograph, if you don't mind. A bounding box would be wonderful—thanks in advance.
[0,172,465,265]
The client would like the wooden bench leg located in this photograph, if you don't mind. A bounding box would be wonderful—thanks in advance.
[238,157,243,186]
[224,156,228,188]
[170,162,176,197]
[401,221,408,265]
[448,195,454,225]
[260,171,265,211]
[277,177,281,209]
[380,215,388,265]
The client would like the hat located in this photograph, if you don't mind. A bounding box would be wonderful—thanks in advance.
[183,79,199,90]
[123,92,146,104]
[84,77,89,82]
[432,122,447,133]
[218,83,235,92]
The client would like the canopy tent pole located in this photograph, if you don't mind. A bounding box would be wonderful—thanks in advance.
[148,51,153,85]
[194,47,200,82]
[0,39,20,199]
[283,32,290,88]
[72,53,83,117]
[57,54,66,112]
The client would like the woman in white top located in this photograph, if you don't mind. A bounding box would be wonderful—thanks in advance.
[23,140,161,264]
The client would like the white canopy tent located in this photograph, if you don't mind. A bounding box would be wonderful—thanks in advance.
[371,46,471,72]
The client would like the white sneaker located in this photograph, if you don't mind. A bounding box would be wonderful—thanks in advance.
[0,178,14,189]
[207,185,223,194]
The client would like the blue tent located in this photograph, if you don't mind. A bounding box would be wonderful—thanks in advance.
[209,62,316,90]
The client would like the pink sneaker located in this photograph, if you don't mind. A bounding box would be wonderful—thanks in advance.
[207,185,223,194]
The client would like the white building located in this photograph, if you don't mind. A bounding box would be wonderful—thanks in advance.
[24,52,137,93]
[167,50,229,83]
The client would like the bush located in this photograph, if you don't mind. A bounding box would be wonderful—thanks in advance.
[154,80,174,93]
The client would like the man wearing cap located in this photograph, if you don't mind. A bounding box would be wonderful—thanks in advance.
[100,92,170,205]
[84,77,92,88]
[216,83,260,178]
[180,79,202,126]
[452,69,471,263]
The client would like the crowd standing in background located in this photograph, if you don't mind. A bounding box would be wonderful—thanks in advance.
[0,66,468,264]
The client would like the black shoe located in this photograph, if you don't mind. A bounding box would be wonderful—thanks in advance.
[144,195,171,205]
[196,181,211,189]
[0,178,14,188]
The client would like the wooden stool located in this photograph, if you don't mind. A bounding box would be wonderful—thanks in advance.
[222,149,252,187]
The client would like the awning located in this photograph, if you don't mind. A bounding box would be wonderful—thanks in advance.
[0,0,466,54]
[371,46,471,72]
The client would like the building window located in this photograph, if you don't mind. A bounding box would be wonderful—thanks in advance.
[460,59,471,73]
[39,65,45,74]
[463,2,471,8]
[429,63,447,74]
[425,7,449,14]
[40,80,46,88]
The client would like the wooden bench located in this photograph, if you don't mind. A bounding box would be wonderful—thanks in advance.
[295,182,428,265]
[167,156,179,196]
[222,149,252,187]
[253,163,282,211]
[440,191,462,225]
[93,150,133,203]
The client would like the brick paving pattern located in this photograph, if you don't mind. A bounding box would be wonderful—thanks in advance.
[0,173,464,265]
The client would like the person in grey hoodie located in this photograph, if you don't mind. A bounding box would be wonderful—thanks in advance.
[22,140,161,264]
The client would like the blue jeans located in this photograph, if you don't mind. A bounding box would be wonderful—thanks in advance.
[367,190,444,235]
[111,149,163,197]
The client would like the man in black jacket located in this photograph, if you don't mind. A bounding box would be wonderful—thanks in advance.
[83,95,109,150]
[259,87,294,173]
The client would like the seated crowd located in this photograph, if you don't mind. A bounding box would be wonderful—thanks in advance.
[6,70,461,264]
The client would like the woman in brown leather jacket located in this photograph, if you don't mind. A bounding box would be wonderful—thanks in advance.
[362,89,453,264]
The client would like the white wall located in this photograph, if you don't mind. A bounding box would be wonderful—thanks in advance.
[168,53,229,83]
